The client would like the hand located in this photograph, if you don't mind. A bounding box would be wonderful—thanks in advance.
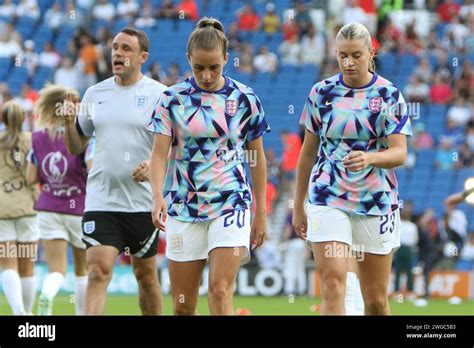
[152,195,167,231]
[250,213,266,250]
[292,207,308,240]
[343,151,373,172]
[132,160,150,182]
[62,94,79,125]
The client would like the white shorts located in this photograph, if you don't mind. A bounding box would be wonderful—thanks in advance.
[166,209,251,264]
[37,212,86,249]
[306,205,400,255]
[0,216,39,243]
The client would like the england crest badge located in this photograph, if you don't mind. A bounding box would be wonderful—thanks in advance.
[225,100,238,116]
[368,97,383,113]
[135,96,148,108]
[83,221,95,234]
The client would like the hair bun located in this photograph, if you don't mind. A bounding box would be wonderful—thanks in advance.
[196,17,225,33]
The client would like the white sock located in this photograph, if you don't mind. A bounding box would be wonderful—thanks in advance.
[40,272,65,299]
[21,276,36,314]
[344,271,357,315]
[74,275,88,315]
[354,276,365,315]
[2,269,25,315]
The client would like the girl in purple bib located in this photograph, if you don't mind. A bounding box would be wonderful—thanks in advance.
[26,84,91,315]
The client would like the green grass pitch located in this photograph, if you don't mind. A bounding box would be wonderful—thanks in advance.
[1,295,473,315]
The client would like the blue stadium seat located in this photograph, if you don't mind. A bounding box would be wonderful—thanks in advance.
[15,16,37,40]
[378,53,397,75]
[0,57,11,80]
[157,19,179,33]
[455,168,473,184]
[38,0,54,15]
[430,105,447,118]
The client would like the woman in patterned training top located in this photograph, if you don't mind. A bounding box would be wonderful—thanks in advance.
[149,17,269,315]
[293,22,412,315]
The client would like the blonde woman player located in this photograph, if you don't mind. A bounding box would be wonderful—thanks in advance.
[26,85,91,315]
[149,17,269,315]
[0,101,39,315]
[293,22,412,315]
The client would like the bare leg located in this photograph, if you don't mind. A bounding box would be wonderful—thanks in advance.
[207,247,243,315]
[168,259,206,315]
[312,241,348,315]
[84,246,118,315]
[131,255,162,315]
[358,252,393,315]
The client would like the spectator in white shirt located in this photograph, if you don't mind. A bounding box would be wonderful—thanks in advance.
[300,26,325,65]
[54,57,81,90]
[135,13,157,28]
[0,32,22,58]
[45,1,65,29]
[444,189,471,249]
[0,0,16,18]
[447,96,471,127]
[19,40,38,77]
[443,15,469,51]
[15,0,40,19]
[135,1,157,28]
[117,0,139,20]
[92,0,116,22]
[342,0,368,27]
[253,45,278,73]
[39,42,61,68]
[279,35,301,65]
[393,203,418,297]
[403,75,430,103]
[460,0,474,21]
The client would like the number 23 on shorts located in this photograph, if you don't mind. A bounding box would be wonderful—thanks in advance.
[379,211,396,235]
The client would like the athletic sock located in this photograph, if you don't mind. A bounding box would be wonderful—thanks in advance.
[2,269,26,315]
[353,275,365,315]
[344,271,357,315]
[21,276,36,314]
[74,275,88,315]
[40,272,65,299]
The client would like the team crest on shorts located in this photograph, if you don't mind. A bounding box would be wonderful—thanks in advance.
[83,221,95,234]
[225,100,238,116]
[368,97,383,113]
[135,96,148,108]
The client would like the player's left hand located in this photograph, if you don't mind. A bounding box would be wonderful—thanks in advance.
[343,151,373,172]
[132,160,150,182]
[250,213,266,250]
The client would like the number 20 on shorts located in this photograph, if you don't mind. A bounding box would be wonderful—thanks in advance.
[223,210,246,228]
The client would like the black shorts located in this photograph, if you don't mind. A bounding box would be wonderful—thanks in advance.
[82,211,158,258]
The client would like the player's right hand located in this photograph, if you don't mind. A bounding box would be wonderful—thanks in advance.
[62,94,79,124]
[152,195,167,231]
[292,208,308,240]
